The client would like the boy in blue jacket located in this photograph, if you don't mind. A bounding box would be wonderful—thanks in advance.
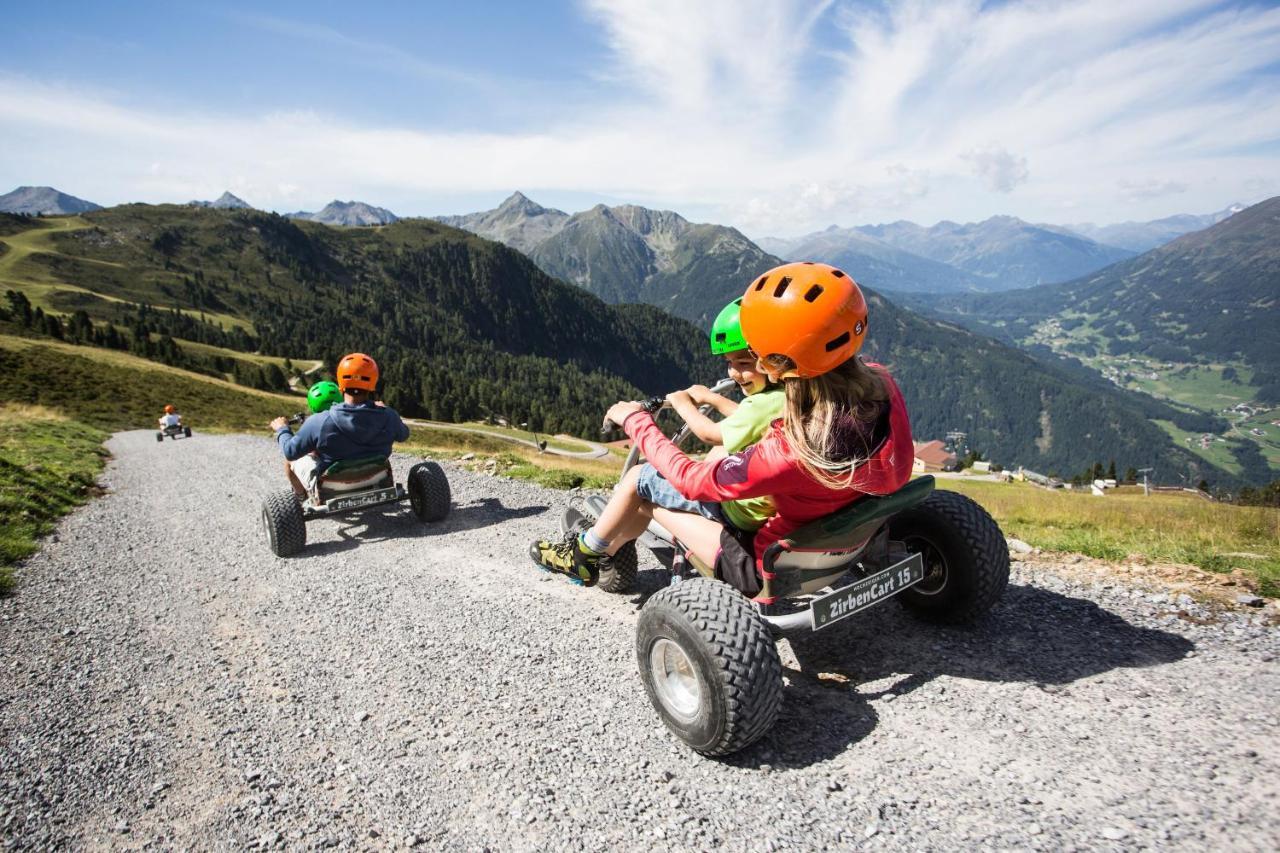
[270,353,410,499]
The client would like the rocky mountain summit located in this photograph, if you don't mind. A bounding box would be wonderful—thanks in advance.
[189,191,252,210]
[1060,204,1246,253]
[291,201,398,226]
[435,191,569,254]
[0,186,101,215]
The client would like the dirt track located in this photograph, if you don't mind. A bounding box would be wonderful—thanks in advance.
[1,431,1277,850]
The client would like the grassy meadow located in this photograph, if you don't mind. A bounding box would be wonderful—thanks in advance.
[940,477,1279,597]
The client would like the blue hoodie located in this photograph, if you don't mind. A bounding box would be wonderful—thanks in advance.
[275,401,410,473]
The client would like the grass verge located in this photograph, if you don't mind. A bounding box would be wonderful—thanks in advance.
[939,478,1280,597]
[0,405,109,594]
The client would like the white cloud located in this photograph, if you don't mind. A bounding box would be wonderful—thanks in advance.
[1118,178,1189,200]
[962,146,1030,193]
[0,0,1277,235]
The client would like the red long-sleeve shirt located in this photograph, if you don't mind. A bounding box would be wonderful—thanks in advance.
[623,368,915,570]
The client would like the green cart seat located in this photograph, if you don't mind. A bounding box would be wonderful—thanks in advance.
[316,455,392,500]
[757,475,935,600]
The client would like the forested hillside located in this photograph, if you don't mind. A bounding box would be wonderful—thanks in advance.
[0,205,1244,485]
[3,206,717,435]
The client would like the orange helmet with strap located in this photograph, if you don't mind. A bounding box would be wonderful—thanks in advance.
[336,353,379,392]
[739,262,868,378]
[164,404,176,414]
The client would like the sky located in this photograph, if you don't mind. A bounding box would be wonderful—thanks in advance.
[1,0,1278,237]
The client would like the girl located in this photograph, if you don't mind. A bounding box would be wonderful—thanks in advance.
[530,262,914,594]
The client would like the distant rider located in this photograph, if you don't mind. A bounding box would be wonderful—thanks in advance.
[158,404,183,429]
[270,354,410,500]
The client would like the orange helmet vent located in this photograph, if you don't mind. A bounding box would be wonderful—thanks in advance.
[336,353,379,392]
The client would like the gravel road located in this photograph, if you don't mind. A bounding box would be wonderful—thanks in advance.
[2,431,1277,851]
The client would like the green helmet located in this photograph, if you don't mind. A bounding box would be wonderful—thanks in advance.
[307,380,343,414]
[709,297,748,355]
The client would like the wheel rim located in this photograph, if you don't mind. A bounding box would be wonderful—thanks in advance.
[903,534,948,596]
[649,638,701,721]
[261,508,275,547]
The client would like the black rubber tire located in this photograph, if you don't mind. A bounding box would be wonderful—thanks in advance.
[636,577,782,756]
[597,541,638,594]
[262,489,306,557]
[155,432,163,443]
[184,426,192,438]
[565,511,637,594]
[407,461,451,522]
[889,489,1009,624]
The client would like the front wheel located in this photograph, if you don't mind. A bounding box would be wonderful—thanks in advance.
[262,489,306,557]
[183,426,192,438]
[407,461,451,522]
[636,578,782,756]
[888,489,1009,624]
[155,432,163,443]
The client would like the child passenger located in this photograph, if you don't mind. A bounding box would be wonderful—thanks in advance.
[529,262,914,594]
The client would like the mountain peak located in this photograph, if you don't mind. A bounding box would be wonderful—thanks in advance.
[299,200,399,227]
[0,186,102,215]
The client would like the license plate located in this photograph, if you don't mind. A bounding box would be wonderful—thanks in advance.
[326,487,399,512]
[810,552,925,630]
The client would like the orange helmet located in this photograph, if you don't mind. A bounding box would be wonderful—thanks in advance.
[164,404,175,414]
[739,262,868,378]
[336,353,379,392]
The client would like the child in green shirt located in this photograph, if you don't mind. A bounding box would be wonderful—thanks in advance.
[530,297,782,583]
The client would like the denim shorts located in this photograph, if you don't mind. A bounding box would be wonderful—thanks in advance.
[635,464,724,523]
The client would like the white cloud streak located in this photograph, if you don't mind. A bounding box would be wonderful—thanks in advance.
[0,1,1276,235]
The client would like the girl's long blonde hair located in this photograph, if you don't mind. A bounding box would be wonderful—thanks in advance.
[766,355,889,490]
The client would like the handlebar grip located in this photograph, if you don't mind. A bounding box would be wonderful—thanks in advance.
[601,396,666,434]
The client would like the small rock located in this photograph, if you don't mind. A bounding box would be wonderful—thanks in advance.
[1027,823,1043,836]
[1235,594,1264,608]
[460,453,476,461]
[115,819,129,833]
[864,823,879,839]
[1099,826,1127,841]
[1007,538,1034,554]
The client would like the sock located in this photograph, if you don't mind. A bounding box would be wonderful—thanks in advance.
[580,528,610,555]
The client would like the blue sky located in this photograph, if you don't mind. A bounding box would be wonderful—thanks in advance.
[2,1,1278,236]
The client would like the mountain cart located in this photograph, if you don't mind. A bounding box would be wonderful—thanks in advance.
[156,424,193,442]
[564,381,1009,756]
[261,454,452,557]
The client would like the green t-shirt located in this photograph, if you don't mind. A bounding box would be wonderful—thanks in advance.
[718,388,785,531]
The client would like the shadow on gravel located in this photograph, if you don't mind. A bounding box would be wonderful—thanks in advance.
[723,581,1195,770]
[299,498,548,557]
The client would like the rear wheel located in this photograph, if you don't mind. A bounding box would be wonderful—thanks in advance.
[407,461,451,522]
[262,489,306,557]
[636,578,781,756]
[889,489,1009,624]
[183,426,192,438]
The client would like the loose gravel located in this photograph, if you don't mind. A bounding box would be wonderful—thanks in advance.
[2,431,1277,851]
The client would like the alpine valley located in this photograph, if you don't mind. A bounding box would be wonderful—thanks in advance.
[0,189,1264,486]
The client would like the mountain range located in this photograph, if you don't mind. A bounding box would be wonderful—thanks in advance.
[0,186,101,215]
[1060,204,1245,253]
[437,193,777,325]
[289,200,399,226]
[912,197,1280,389]
[0,202,1235,484]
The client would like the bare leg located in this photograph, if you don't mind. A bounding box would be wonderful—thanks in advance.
[284,461,307,499]
[591,466,655,555]
[652,508,724,567]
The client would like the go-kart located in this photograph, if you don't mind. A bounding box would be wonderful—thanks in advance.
[156,423,193,442]
[565,379,1009,756]
[260,451,452,557]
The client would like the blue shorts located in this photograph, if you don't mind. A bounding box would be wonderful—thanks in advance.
[635,464,724,522]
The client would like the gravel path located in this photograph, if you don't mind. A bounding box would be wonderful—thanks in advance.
[2,431,1277,851]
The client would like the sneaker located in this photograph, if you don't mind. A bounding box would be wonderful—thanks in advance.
[529,533,603,586]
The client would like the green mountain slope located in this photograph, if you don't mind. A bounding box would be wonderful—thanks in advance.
[2,205,717,436]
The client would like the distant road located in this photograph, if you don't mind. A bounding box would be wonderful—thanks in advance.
[403,418,609,459]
